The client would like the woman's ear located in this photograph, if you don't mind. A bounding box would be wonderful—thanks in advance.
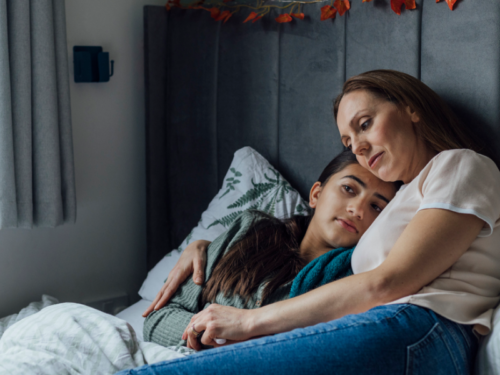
[309,181,322,209]
[405,106,420,123]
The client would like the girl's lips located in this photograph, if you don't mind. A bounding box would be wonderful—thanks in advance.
[369,152,384,169]
[337,218,358,234]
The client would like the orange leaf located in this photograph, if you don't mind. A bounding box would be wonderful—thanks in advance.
[209,7,220,19]
[333,0,350,16]
[362,0,372,2]
[166,3,171,10]
[276,13,293,23]
[243,11,258,23]
[252,15,263,23]
[320,5,337,21]
[291,12,304,20]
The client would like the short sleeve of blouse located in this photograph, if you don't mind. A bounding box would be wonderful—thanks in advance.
[418,149,500,237]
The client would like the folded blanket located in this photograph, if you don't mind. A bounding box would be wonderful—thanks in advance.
[0,294,59,339]
[289,247,354,298]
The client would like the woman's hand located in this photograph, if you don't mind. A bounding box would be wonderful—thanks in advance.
[142,240,211,317]
[182,304,258,350]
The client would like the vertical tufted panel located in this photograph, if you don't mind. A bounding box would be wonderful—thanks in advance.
[278,3,346,197]
[346,0,422,79]
[144,7,168,268]
[216,18,281,188]
[166,10,220,254]
[421,0,500,164]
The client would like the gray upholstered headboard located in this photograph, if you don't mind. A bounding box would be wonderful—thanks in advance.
[144,1,500,269]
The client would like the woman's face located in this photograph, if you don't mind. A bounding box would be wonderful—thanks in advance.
[308,163,397,249]
[336,90,430,183]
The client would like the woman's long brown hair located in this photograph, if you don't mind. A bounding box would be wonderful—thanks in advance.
[201,149,361,307]
[333,70,495,164]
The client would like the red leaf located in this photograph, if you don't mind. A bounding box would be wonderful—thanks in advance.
[243,11,258,23]
[215,10,231,22]
[391,0,404,15]
[436,0,457,10]
[166,3,171,10]
[320,5,337,21]
[252,15,263,23]
[391,0,416,14]
[404,0,416,10]
[333,0,350,16]
[222,11,233,23]
[291,12,304,20]
[276,13,293,23]
[209,7,220,19]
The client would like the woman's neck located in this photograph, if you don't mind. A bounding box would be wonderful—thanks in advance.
[299,225,334,264]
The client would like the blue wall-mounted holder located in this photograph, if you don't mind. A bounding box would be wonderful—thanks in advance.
[73,46,114,83]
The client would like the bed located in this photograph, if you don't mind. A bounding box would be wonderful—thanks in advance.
[4,2,495,374]
[117,1,500,373]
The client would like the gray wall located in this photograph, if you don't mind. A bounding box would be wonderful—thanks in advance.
[0,0,166,318]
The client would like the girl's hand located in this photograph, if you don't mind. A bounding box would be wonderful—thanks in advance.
[182,304,258,350]
[142,240,211,317]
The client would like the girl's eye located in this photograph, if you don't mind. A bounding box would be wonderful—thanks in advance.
[343,185,354,194]
[372,204,382,213]
[360,120,370,131]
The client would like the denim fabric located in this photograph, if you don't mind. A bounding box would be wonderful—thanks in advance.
[117,304,478,375]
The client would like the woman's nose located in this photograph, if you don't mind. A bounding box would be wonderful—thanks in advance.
[351,137,368,155]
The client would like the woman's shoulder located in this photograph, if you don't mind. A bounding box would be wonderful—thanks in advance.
[432,149,498,169]
[425,149,500,180]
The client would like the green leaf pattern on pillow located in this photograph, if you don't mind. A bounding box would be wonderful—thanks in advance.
[207,167,308,229]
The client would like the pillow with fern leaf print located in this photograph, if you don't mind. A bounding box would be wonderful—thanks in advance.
[138,146,310,302]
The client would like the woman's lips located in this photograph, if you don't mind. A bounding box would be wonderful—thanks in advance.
[337,218,358,233]
[368,152,384,169]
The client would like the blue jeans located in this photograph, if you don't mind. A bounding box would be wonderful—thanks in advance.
[118,304,478,375]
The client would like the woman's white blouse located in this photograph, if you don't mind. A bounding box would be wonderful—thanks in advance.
[351,149,500,335]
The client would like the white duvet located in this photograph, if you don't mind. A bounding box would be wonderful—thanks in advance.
[0,303,190,375]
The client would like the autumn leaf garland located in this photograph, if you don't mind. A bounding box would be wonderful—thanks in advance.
[166,0,459,24]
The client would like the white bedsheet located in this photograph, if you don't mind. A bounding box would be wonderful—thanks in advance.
[115,299,152,342]
[0,303,190,375]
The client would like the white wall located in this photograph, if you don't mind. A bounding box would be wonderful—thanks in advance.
[0,0,167,317]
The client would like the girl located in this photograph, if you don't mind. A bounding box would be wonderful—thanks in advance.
[143,149,399,349]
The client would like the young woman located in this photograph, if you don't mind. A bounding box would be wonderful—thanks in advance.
[131,70,500,375]
[143,149,399,349]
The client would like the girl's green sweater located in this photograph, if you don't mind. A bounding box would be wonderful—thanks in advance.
[143,210,293,347]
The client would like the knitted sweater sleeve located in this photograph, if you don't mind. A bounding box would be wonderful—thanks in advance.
[143,210,262,347]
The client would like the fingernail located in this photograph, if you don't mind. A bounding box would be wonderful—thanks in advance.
[196,278,202,284]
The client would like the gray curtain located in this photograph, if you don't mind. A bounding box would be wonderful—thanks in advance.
[0,0,75,228]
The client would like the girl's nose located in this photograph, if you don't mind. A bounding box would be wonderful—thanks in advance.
[347,200,364,220]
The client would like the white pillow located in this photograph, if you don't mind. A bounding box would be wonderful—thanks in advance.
[475,304,500,375]
[139,146,310,301]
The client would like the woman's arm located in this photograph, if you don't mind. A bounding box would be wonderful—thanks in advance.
[143,240,211,317]
[185,208,484,347]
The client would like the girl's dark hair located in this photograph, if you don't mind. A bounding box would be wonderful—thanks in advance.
[201,149,360,307]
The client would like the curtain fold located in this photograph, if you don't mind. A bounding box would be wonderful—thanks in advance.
[0,0,75,228]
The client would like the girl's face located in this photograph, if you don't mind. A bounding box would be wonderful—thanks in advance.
[308,163,396,248]
[336,90,432,183]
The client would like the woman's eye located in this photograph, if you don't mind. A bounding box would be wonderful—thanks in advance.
[372,204,382,213]
[360,120,370,131]
[343,185,354,194]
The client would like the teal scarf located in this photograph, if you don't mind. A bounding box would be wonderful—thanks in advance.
[289,247,354,298]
